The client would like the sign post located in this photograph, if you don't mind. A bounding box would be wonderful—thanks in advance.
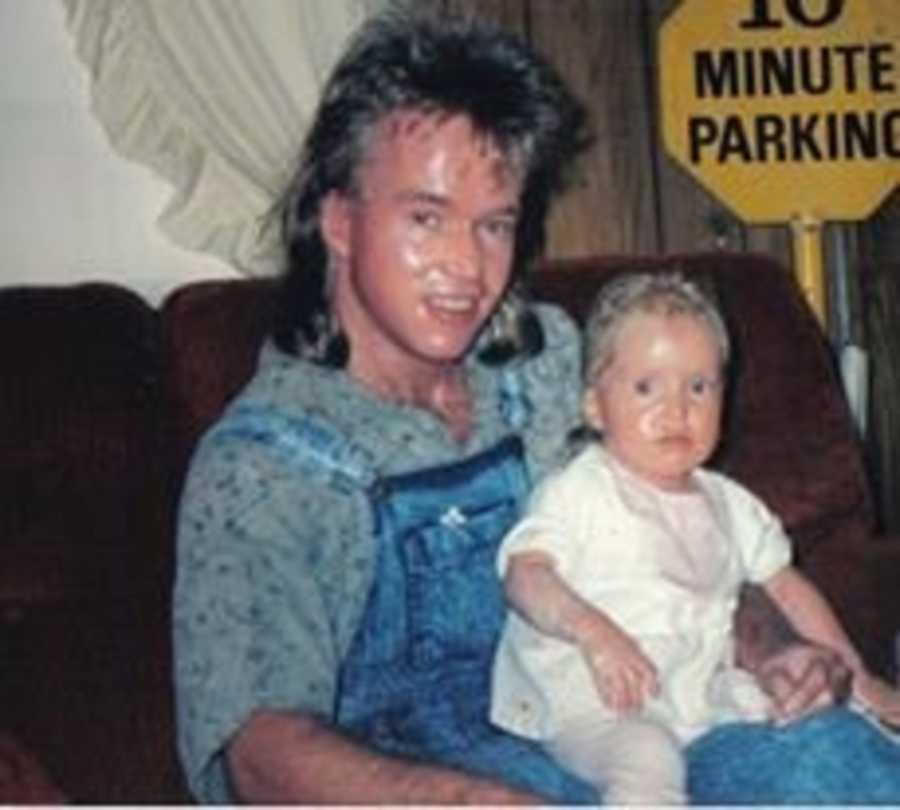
[659,0,899,326]
[791,214,827,322]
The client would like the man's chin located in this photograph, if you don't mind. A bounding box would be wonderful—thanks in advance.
[415,335,480,365]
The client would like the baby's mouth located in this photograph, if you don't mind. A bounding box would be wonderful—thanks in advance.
[657,434,693,448]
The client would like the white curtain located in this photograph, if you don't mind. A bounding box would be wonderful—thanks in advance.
[62,0,385,276]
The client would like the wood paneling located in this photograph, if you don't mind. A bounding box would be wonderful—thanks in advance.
[442,0,528,32]
[531,0,658,255]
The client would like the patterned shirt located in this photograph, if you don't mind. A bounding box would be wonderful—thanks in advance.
[172,303,582,801]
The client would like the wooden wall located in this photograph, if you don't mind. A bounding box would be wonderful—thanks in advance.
[430,0,900,530]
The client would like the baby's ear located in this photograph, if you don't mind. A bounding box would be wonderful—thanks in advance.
[582,388,604,432]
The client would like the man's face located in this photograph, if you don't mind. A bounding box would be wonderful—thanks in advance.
[583,310,724,491]
[322,111,522,377]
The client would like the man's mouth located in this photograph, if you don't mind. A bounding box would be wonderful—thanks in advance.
[424,292,480,318]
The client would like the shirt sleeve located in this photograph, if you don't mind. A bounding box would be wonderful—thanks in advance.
[172,417,353,802]
[724,477,794,583]
[496,458,587,583]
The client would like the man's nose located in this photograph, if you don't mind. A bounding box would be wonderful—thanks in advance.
[441,224,481,279]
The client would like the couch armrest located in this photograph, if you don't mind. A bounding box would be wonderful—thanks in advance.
[0,731,66,804]
[863,534,900,678]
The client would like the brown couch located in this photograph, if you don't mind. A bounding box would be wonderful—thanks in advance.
[1,252,897,803]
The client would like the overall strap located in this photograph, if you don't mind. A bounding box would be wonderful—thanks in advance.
[209,403,377,493]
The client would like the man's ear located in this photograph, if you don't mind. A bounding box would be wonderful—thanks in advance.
[320,190,352,260]
[582,388,604,432]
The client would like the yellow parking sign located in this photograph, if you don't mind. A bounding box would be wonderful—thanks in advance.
[659,0,899,323]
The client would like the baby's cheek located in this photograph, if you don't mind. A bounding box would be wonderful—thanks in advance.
[636,404,664,437]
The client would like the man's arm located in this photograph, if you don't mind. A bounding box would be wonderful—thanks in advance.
[734,581,810,669]
[765,567,900,725]
[226,710,540,804]
[734,582,852,722]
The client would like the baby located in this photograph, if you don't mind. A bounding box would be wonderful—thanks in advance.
[490,271,900,804]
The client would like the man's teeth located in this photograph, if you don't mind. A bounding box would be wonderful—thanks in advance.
[428,296,476,312]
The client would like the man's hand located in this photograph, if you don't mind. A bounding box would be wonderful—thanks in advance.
[755,641,852,724]
[734,583,852,723]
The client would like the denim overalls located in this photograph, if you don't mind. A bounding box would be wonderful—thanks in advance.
[229,366,598,803]
[335,434,596,803]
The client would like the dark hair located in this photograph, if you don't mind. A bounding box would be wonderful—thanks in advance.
[272,6,590,364]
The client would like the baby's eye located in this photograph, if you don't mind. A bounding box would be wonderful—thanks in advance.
[689,376,719,396]
[411,209,441,229]
[633,378,654,397]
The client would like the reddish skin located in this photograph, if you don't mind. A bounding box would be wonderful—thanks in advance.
[322,111,521,443]
[583,310,724,492]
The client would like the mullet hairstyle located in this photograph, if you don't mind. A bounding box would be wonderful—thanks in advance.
[271,6,590,366]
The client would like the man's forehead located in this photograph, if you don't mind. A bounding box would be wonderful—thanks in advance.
[373,109,518,171]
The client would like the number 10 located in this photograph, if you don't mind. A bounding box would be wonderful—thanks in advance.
[739,0,845,29]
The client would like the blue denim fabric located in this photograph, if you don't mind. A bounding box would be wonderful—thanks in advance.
[335,436,599,804]
[687,707,900,804]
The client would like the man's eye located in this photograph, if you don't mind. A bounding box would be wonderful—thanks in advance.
[482,217,516,238]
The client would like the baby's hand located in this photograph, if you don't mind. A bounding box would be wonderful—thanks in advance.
[856,672,900,729]
[577,622,659,714]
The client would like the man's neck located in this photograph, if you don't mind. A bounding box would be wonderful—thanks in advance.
[350,355,473,443]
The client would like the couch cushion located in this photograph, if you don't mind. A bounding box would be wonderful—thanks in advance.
[0,731,66,804]
[0,282,165,607]
[160,277,277,488]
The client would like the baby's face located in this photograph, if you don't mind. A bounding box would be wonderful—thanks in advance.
[583,309,724,491]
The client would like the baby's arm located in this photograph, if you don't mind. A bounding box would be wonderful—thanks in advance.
[764,566,900,726]
[504,550,659,714]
